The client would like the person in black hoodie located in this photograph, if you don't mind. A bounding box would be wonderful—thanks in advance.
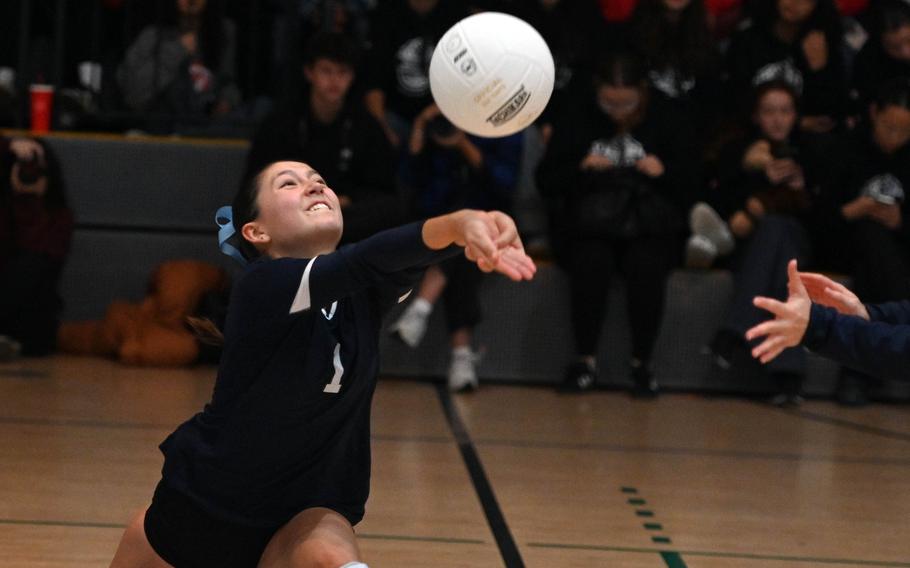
[812,78,910,405]
[725,0,848,135]
[512,0,606,145]
[537,53,689,396]
[244,32,401,245]
[0,136,74,360]
[362,0,466,149]
[852,0,910,112]
[705,80,819,406]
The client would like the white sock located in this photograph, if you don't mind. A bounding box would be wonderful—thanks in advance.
[409,297,433,316]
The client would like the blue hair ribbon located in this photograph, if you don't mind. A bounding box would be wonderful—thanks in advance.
[216,205,248,265]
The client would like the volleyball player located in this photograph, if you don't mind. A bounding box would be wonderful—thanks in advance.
[109,160,536,568]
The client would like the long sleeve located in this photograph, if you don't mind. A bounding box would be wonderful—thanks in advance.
[235,221,460,318]
[802,303,910,381]
[866,301,910,326]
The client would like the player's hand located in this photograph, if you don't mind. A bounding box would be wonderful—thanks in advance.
[636,154,665,178]
[745,259,811,364]
[798,271,869,320]
[729,210,754,238]
[459,211,536,281]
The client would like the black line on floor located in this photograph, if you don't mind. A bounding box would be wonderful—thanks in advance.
[778,406,910,443]
[435,385,524,568]
[359,533,485,545]
[472,437,910,466]
[527,542,910,567]
[0,519,484,545]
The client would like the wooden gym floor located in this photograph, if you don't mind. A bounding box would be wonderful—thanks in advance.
[1,356,909,567]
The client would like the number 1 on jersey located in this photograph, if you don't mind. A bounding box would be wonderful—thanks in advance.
[323,343,344,394]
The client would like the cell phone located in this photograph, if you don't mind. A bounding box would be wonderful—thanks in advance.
[771,143,798,160]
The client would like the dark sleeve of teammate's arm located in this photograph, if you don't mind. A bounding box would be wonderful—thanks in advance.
[285,221,460,314]
[802,304,910,382]
[865,301,910,326]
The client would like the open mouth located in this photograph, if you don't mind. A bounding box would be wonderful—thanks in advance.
[307,202,331,212]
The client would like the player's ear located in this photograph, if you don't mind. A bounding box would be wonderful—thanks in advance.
[241,221,270,246]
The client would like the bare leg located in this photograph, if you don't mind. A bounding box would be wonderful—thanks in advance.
[109,509,173,568]
[450,327,471,349]
[257,507,361,568]
[416,265,447,304]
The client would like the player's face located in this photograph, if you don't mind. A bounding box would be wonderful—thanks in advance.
[871,104,910,155]
[252,161,343,257]
[882,25,910,63]
[755,90,797,143]
[777,0,815,25]
[305,59,355,105]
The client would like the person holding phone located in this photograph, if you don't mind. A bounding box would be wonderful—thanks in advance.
[809,78,910,405]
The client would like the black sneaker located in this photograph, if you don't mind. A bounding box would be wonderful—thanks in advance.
[630,359,658,398]
[558,361,597,392]
[770,372,804,407]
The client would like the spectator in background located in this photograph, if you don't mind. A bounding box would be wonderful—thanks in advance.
[537,53,687,397]
[116,0,240,121]
[852,0,910,111]
[513,0,606,145]
[0,137,73,360]
[703,81,819,406]
[811,78,910,405]
[389,104,523,392]
[627,0,722,132]
[244,32,400,245]
[726,0,849,136]
[363,0,465,149]
[627,0,720,212]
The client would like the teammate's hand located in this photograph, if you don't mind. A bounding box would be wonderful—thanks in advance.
[745,259,811,364]
[798,272,869,320]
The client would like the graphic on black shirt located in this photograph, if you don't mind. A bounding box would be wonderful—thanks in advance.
[588,134,646,167]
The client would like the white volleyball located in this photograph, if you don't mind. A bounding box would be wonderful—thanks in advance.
[429,12,555,138]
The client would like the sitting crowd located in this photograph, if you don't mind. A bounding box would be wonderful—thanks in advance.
[1,0,909,409]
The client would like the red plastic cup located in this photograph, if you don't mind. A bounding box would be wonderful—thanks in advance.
[29,84,54,133]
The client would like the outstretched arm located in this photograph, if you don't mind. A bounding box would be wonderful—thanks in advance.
[745,259,910,382]
[239,211,536,317]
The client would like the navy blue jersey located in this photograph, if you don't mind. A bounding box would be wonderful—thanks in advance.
[159,222,460,528]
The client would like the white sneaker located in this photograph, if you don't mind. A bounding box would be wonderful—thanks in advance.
[690,202,734,256]
[390,299,431,348]
[685,234,718,268]
[448,346,479,392]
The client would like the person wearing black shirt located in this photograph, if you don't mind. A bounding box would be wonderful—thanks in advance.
[725,0,848,135]
[244,32,400,244]
[537,53,690,396]
[852,0,910,112]
[362,0,466,148]
[108,160,536,568]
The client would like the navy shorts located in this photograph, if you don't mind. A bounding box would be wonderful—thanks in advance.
[144,481,280,568]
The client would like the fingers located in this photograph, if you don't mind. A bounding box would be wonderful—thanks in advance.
[753,296,787,317]
[752,336,788,364]
[490,212,520,248]
[744,320,782,342]
[787,259,808,298]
